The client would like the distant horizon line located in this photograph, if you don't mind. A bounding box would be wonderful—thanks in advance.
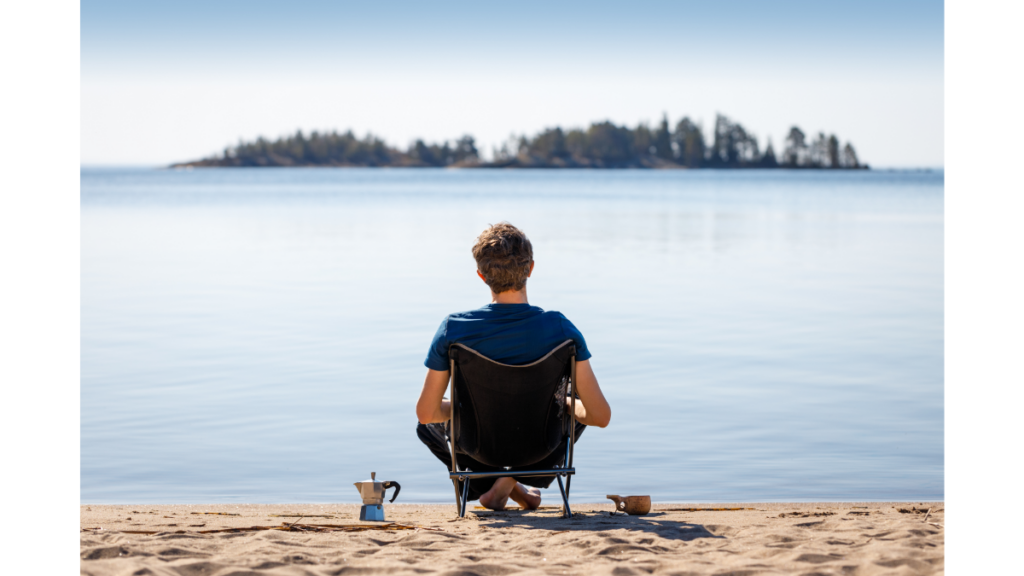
[80,163,946,171]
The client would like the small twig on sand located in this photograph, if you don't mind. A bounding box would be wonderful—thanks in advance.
[922,508,932,522]
[286,516,305,529]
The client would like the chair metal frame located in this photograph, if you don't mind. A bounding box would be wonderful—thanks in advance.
[446,340,577,518]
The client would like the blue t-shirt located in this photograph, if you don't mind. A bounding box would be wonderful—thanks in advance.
[424,303,592,371]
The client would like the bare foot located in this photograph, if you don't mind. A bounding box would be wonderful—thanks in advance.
[478,477,517,510]
[509,482,542,510]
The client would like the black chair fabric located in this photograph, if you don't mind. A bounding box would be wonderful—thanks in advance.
[451,340,574,468]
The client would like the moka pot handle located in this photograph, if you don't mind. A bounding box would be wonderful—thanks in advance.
[382,481,401,503]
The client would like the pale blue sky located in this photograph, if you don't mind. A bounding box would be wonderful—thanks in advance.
[82,0,944,166]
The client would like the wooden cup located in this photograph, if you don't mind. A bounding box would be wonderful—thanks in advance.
[606,495,652,515]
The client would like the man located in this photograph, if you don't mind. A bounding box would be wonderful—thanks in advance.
[415,222,611,511]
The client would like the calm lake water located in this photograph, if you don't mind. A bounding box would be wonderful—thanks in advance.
[81,167,943,504]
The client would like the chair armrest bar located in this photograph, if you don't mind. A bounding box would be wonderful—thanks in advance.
[449,468,575,480]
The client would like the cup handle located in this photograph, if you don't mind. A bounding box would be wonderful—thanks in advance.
[606,495,623,511]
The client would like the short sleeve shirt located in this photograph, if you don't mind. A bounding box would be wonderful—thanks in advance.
[424,303,592,371]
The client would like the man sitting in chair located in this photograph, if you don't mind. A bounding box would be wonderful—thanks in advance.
[416,222,612,511]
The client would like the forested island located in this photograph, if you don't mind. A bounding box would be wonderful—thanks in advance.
[172,113,866,169]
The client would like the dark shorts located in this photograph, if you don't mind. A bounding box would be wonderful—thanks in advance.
[416,421,586,502]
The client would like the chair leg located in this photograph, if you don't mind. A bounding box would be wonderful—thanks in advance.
[562,436,573,498]
[452,478,462,516]
[555,474,572,518]
[459,477,471,518]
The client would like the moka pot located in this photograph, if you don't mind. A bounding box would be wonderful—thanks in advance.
[353,472,400,521]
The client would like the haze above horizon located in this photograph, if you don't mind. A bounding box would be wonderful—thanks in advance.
[82,0,944,168]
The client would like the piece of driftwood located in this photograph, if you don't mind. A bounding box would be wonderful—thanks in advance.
[190,512,241,516]
[780,511,836,518]
[897,507,934,514]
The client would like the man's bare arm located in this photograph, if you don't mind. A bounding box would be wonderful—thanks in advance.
[567,359,611,427]
[416,368,452,424]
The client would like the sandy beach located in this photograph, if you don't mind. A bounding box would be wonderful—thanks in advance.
[81,501,942,575]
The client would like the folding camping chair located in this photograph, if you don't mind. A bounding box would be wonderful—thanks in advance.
[446,339,578,518]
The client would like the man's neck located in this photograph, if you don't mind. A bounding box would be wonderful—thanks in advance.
[491,289,529,305]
